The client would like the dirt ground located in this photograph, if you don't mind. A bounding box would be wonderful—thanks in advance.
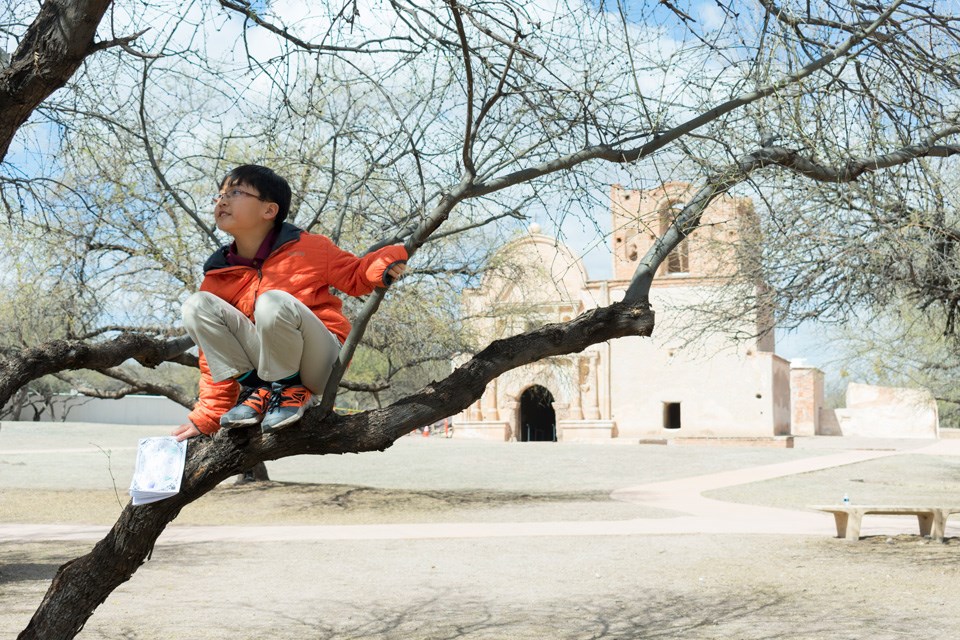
[2,423,960,639]
[4,534,959,640]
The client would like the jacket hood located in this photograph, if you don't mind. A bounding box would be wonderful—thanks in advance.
[203,222,303,273]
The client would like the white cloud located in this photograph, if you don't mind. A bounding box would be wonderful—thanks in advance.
[697,2,727,31]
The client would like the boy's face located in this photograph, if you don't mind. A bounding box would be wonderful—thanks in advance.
[213,180,278,237]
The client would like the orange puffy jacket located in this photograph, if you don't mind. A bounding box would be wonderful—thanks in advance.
[187,223,408,434]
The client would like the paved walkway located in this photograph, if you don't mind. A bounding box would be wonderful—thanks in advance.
[4,438,958,544]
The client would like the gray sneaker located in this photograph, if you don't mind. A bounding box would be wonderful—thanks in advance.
[220,386,271,428]
[260,382,313,432]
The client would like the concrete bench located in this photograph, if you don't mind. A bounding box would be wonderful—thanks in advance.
[811,505,960,541]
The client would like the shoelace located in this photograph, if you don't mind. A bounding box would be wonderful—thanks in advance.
[236,385,257,404]
[267,388,282,412]
[267,386,309,411]
[237,385,269,410]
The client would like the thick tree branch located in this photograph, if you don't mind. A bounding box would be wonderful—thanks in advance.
[0,334,195,410]
[19,300,653,639]
[165,351,200,369]
[0,0,114,162]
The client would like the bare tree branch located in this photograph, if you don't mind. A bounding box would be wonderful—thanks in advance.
[470,0,907,197]
[97,367,195,409]
[0,0,115,161]
[137,62,219,248]
[72,326,187,341]
[0,335,194,410]
[218,0,421,54]
[625,125,960,304]
[448,0,477,179]
[338,379,390,393]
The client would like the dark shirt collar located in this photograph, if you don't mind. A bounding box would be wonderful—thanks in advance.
[203,223,303,274]
[226,227,279,269]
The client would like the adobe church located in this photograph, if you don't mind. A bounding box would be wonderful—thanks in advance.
[454,182,939,442]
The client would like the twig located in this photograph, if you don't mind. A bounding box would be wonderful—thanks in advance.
[91,443,124,510]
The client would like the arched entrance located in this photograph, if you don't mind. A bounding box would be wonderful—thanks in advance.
[518,385,556,442]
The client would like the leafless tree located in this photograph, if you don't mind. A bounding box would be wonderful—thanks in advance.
[3,1,960,637]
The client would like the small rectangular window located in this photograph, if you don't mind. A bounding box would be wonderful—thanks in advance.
[663,402,681,429]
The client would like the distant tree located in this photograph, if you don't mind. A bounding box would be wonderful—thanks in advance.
[821,303,960,428]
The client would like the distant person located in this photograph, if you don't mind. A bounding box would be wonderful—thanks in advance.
[172,165,406,441]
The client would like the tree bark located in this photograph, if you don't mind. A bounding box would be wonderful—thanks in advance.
[0,334,194,409]
[18,300,653,639]
[0,0,115,162]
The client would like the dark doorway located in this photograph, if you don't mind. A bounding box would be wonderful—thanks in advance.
[663,402,681,429]
[519,385,556,442]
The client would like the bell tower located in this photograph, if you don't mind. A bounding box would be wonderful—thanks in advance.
[610,182,756,282]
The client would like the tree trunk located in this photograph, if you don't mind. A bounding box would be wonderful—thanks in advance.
[18,301,653,639]
[0,0,114,162]
[10,387,28,421]
[236,462,270,484]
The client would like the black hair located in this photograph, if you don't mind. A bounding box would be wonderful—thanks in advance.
[220,165,292,227]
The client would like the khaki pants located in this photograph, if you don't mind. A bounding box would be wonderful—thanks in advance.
[182,290,341,393]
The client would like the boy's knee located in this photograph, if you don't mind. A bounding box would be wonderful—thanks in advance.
[182,291,221,324]
[254,290,298,325]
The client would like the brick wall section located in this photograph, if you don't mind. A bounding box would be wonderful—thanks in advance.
[790,367,824,436]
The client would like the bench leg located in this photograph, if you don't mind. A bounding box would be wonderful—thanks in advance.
[932,511,947,542]
[831,512,862,540]
[831,512,848,538]
[917,513,933,537]
[844,512,863,541]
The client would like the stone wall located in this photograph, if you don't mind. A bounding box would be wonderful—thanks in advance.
[3,394,188,425]
[834,383,939,438]
[790,366,824,436]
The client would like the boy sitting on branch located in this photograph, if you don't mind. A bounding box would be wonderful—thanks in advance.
[172,165,407,440]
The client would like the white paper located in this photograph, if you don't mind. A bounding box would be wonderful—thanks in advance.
[128,436,187,505]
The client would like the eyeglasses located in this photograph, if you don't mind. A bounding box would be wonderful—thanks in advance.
[211,189,266,204]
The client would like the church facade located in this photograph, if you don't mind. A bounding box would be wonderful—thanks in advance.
[454,182,799,442]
